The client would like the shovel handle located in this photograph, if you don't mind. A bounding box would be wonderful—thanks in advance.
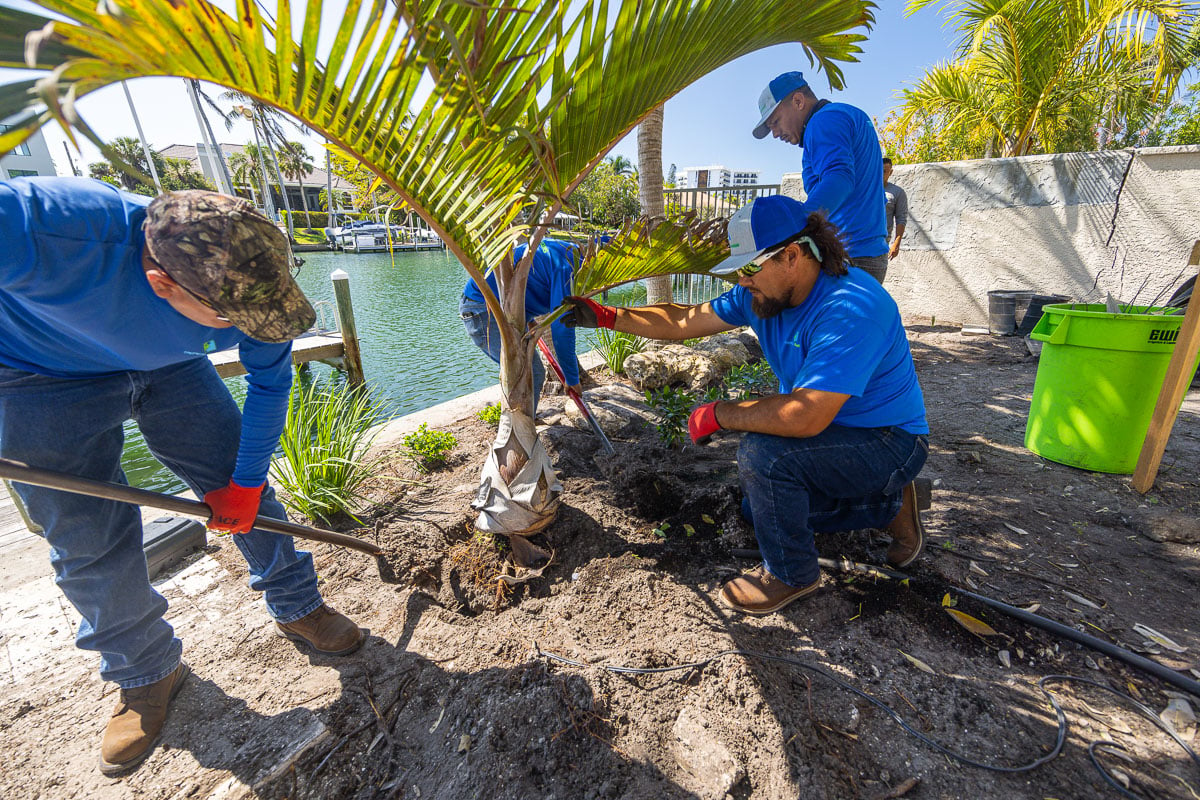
[0,458,382,557]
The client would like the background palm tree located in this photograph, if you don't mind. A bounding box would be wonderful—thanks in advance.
[1,0,873,548]
[899,0,1194,157]
[226,143,271,208]
[279,141,316,229]
[606,154,635,177]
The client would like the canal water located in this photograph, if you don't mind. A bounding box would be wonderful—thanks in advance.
[118,248,622,493]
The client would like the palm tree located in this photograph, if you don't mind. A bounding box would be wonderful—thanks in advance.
[279,141,316,230]
[1,0,873,551]
[227,143,270,207]
[638,105,673,305]
[900,0,1193,157]
[606,154,635,176]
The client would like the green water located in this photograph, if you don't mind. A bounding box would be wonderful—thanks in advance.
[118,247,631,493]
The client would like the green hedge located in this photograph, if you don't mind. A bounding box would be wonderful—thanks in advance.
[281,210,366,229]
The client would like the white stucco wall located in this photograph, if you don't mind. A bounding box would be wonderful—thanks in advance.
[781,145,1200,325]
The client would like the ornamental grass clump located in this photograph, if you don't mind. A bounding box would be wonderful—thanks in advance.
[403,424,458,473]
[593,328,646,375]
[272,379,391,523]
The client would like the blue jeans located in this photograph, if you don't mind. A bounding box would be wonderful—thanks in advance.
[0,358,322,688]
[739,425,928,586]
[459,294,546,409]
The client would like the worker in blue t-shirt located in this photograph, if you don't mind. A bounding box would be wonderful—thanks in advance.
[459,237,585,409]
[0,177,363,776]
[562,195,929,616]
[752,71,890,284]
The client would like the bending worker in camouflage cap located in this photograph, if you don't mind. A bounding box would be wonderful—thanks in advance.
[0,177,363,775]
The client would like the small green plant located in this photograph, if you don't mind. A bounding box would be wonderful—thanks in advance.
[681,337,704,347]
[592,328,646,374]
[476,402,502,427]
[272,379,392,523]
[403,423,458,473]
[645,386,695,447]
[699,384,728,403]
[724,360,777,399]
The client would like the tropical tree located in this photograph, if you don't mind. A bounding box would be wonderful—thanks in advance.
[0,0,872,562]
[638,106,673,304]
[570,161,641,227]
[227,143,272,207]
[279,141,316,229]
[606,154,634,176]
[87,137,215,194]
[898,0,1195,158]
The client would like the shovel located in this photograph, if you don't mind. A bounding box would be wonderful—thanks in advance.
[536,338,615,455]
[0,457,402,581]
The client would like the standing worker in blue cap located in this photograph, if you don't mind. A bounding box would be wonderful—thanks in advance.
[561,196,928,616]
[753,71,891,284]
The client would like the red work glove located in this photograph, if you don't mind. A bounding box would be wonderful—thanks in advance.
[562,296,616,329]
[688,402,723,445]
[203,480,264,534]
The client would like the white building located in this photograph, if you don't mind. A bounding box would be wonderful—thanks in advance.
[677,165,761,189]
[0,118,57,179]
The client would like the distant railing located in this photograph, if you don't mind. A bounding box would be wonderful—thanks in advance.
[669,272,731,305]
[664,183,781,220]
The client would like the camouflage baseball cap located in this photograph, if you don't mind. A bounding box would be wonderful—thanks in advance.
[143,190,315,343]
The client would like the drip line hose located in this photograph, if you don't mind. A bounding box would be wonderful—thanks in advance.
[535,556,1200,792]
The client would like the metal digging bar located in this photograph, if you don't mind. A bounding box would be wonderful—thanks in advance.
[0,458,403,582]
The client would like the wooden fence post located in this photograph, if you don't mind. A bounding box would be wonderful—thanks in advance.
[331,269,365,387]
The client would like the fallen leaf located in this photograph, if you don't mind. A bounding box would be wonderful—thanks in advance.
[1133,623,1187,653]
[969,560,989,576]
[946,608,1002,637]
[1022,603,1041,613]
[941,593,955,607]
[898,649,936,675]
[701,514,715,525]
[998,650,1012,668]
[682,524,695,536]
[1063,591,1102,610]
[458,734,472,754]
[1003,522,1030,536]
[964,576,979,590]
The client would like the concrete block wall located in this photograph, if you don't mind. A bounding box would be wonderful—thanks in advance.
[781,144,1200,326]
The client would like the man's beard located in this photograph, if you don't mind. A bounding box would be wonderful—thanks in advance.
[751,293,788,319]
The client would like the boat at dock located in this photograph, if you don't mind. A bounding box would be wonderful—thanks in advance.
[325,221,444,253]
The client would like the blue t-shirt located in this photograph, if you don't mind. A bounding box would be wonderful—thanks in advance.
[800,103,888,260]
[0,177,294,486]
[709,267,928,434]
[462,238,580,385]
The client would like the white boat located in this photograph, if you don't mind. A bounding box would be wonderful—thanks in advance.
[341,224,444,253]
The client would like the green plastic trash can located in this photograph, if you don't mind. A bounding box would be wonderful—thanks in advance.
[1024,303,1199,473]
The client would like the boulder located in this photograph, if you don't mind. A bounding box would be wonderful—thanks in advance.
[622,332,758,392]
[561,384,651,437]
[691,332,753,372]
[672,704,744,800]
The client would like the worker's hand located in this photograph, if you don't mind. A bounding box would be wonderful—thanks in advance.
[688,402,723,445]
[203,480,264,534]
[888,239,901,260]
[562,296,616,329]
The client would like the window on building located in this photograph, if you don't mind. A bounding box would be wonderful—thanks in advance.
[6,169,38,178]
[0,125,31,157]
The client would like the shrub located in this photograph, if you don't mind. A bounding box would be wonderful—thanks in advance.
[403,423,458,472]
[645,386,695,448]
[476,402,502,427]
[724,360,777,399]
[593,328,646,374]
[271,380,391,523]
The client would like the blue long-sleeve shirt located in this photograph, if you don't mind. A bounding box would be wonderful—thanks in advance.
[462,238,580,385]
[800,103,888,259]
[0,177,292,487]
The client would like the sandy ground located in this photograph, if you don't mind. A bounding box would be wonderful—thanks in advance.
[2,326,1198,800]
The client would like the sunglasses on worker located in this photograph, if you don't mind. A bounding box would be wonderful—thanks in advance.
[734,243,788,279]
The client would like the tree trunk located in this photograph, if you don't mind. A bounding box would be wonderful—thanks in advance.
[257,113,296,242]
[639,104,672,304]
[249,122,276,220]
[298,174,311,228]
[325,145,335,228]
[470,246,561,562]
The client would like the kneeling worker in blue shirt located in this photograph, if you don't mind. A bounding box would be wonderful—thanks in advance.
[563,195,929,615]
[0,178,363,775]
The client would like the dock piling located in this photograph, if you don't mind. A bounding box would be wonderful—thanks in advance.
[331,269,365,387]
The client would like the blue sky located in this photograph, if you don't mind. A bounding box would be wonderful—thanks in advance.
[4,1,959,183]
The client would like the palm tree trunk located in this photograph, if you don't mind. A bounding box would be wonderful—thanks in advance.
[186,79,234,195]
[325,145,335,228]
[639,104,672,304]
[257,115,296,241]
[248,123,276,219]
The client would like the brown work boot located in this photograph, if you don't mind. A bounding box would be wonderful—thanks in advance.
[719,565,821,615]
[276,604,363,655]
[885,482,925,568]
[99,662,190,776]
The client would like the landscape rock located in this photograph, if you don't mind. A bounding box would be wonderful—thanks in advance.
[690,332,753,372]
[624,345,721,391]
[672,705,744,800]
[562,384,651,437]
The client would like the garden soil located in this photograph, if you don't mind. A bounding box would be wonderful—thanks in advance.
[4,326,1200,800]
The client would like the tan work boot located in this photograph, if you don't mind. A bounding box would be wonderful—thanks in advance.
[99,662,190,776]
[885,482,925,568]
[276,604,363,655]
[719,565,821,615]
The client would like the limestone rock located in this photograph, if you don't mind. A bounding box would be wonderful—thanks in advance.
[561,384,650,437]
[691,332,753,372]
[672,705,744,800]
[623,345,721,391]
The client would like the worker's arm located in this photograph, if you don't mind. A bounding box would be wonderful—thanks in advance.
[799,111,857,218]
[889,222,906,260]
[889,188,908,260]
[689,388,849,444]
[563,296,735,340]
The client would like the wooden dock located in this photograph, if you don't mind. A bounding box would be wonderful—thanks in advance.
[208,332,348,379]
